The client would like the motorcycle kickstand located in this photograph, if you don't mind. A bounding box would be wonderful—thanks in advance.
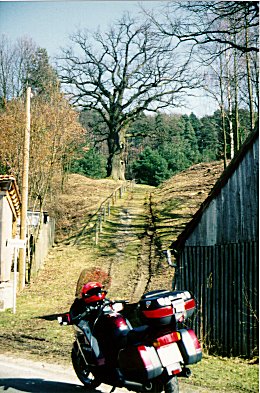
[109,387,116,393]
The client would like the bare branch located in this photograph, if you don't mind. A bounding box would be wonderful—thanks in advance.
[145,1,259,53]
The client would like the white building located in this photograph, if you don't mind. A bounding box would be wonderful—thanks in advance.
[0,175,21,310]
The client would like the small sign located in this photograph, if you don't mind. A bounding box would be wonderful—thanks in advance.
[6,239,26,248]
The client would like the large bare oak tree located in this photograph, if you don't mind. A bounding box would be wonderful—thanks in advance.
[58,16,197,180]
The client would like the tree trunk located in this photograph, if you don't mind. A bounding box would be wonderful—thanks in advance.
[245,14,255,132]
[220,54,227,168]
[225,50,234,159]
[233,45,240,152]
[111,154,125,181]
[107,128,126,181]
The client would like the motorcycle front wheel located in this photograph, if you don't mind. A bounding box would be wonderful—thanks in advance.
[153,377,179,393]
[71,345,101,389]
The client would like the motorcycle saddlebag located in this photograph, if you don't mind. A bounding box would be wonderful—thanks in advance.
[118,345,163,382]
[139,290,174,326]
[177,329,202,364]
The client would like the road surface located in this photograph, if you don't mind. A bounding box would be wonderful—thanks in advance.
[0,354,210,393]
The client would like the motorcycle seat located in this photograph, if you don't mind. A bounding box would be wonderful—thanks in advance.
[127,325,151,345]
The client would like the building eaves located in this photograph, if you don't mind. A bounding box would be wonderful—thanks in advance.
[0,175,21,217]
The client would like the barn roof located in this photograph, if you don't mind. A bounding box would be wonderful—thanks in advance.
[0,175,21,218]
[171,129,259,253]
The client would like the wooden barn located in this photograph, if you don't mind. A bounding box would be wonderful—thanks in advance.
[171,130,259,358]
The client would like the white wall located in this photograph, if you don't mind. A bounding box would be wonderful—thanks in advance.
[0,193,14,282]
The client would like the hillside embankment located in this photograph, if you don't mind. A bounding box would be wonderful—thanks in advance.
[0,162,258,392]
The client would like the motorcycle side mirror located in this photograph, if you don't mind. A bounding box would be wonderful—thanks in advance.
[163,249,177,267]
[57,313,71,325]
[112,302,124,312]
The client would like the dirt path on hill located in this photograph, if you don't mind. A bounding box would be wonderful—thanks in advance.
[95,184,172,303]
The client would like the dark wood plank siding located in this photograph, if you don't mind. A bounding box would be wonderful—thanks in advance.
[176,242,258,357]
[185,137,258,246]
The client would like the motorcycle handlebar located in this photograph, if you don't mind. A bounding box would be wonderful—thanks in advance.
[58,299,130,325]
[111,300,129,304]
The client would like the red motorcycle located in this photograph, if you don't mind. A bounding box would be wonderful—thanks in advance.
[58,281,202,393]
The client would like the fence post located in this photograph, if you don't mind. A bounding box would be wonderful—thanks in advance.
[95,221,99,245]
[93,182,133,246]
[99,212,102,233]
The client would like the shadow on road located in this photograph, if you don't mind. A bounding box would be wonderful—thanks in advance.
[0,378,103,393]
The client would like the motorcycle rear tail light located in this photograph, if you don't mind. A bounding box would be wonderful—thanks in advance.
[172,367,182,375]
[153,331,181,348]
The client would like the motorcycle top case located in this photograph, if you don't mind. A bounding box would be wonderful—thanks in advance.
[139,289,196,326]
[118,344,163,382]
[139,290,175,326]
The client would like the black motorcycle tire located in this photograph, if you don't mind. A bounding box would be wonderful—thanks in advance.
[153,377,179,393]
[165,377,179,393]
[71,345,101,389]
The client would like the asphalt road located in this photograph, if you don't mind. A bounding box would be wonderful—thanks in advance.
[0,354,209,393]
[0,355,118,393]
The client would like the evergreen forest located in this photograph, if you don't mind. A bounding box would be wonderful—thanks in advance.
[73,109,253,186]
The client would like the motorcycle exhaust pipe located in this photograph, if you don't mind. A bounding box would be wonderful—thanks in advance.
[123,380,153,391]
[178,367,192,378]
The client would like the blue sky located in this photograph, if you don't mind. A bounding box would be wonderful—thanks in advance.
[0,1,162,57]
[0,1,216,116]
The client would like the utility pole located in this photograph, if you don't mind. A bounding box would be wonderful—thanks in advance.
[19,86,31,291]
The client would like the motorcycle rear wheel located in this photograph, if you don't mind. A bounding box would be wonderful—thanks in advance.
[165,377,179,393]
[71,345,101,389]
[153,377,179,393]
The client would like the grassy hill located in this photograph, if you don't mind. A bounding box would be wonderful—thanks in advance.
[0,162,258,392]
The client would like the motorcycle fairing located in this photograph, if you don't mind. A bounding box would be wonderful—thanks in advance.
[76,320,106,365]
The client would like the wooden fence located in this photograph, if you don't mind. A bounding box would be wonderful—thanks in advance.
[26,216,55,282]
[175,241,258,358]
[74,180,134,245]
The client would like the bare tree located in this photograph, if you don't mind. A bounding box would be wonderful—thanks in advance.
[0,35,15,104]
[147,1,258,162]
[0,35,36,104]
[148,1,259,54]
[12,37,37,97]
[58,15,198,180]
